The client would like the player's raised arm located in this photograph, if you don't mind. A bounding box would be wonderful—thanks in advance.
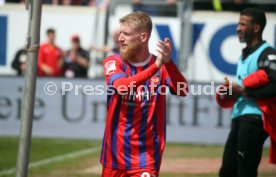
[103,55,161,92]
[157,38,188,96]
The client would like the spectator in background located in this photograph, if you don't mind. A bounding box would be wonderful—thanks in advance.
[88,0,109,9]
[132,0,176,17]
[164,0,176,16]
[5,0,25,3]
[223,0,249,12]
[91,29,120,55]
[11,47,27,76]
[44,0,110,7]
[38,28,64,77]
[132,0,158,16]
[108,29,120,54]
[63,34,90,78]
[42,0,52,4]
[45,0,84,6]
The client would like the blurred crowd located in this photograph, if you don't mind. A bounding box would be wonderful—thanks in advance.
[194,0,276,12]
[5,0,276,78]
[12,28,120,78]
[2,0,110,8]
[2,0,275,12]
[2,0,268,16]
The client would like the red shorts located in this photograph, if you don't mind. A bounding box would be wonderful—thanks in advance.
[102,166,159,177]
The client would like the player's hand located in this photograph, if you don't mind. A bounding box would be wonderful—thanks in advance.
[156,38,172,64]
[224,77,230,87]
[231,82,244,97]
[223,82,244,99]
[220,77,231,96]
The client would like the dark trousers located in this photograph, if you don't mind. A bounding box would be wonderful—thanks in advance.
[219,114,268,177]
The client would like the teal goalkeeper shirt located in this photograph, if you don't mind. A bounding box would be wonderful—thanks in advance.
[231,42,270,119]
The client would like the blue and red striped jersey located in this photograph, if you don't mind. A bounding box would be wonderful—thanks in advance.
[100,53,188,170]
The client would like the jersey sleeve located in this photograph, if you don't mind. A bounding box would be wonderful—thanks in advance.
[162,60,188,96]
[103,55,160,92]
[103,55,128,86]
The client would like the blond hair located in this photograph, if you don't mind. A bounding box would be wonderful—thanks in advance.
[119,11,152,33]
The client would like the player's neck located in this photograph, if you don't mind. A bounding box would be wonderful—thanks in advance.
[246,36,262,49]
[128,54,152,67]
[130,47,150,63]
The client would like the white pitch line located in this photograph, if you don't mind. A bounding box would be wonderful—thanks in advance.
[0,146,100,176]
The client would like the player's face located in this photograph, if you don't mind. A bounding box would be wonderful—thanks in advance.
[237,15,255,43]
[118,23,142,61]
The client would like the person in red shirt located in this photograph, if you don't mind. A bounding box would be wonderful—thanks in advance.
[38,28,63,77]
[101,11,188,177]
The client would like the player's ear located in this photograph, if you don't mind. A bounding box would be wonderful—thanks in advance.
[140,32,148,43]
[254,24,261,34]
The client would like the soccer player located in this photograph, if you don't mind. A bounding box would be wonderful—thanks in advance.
[101,11,188,177]
[216,8,276,177]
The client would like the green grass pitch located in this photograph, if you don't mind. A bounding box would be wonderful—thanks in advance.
[0,136,275,177]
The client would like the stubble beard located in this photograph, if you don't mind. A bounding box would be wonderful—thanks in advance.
[241,30,254,44]
[120,41,141,61]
